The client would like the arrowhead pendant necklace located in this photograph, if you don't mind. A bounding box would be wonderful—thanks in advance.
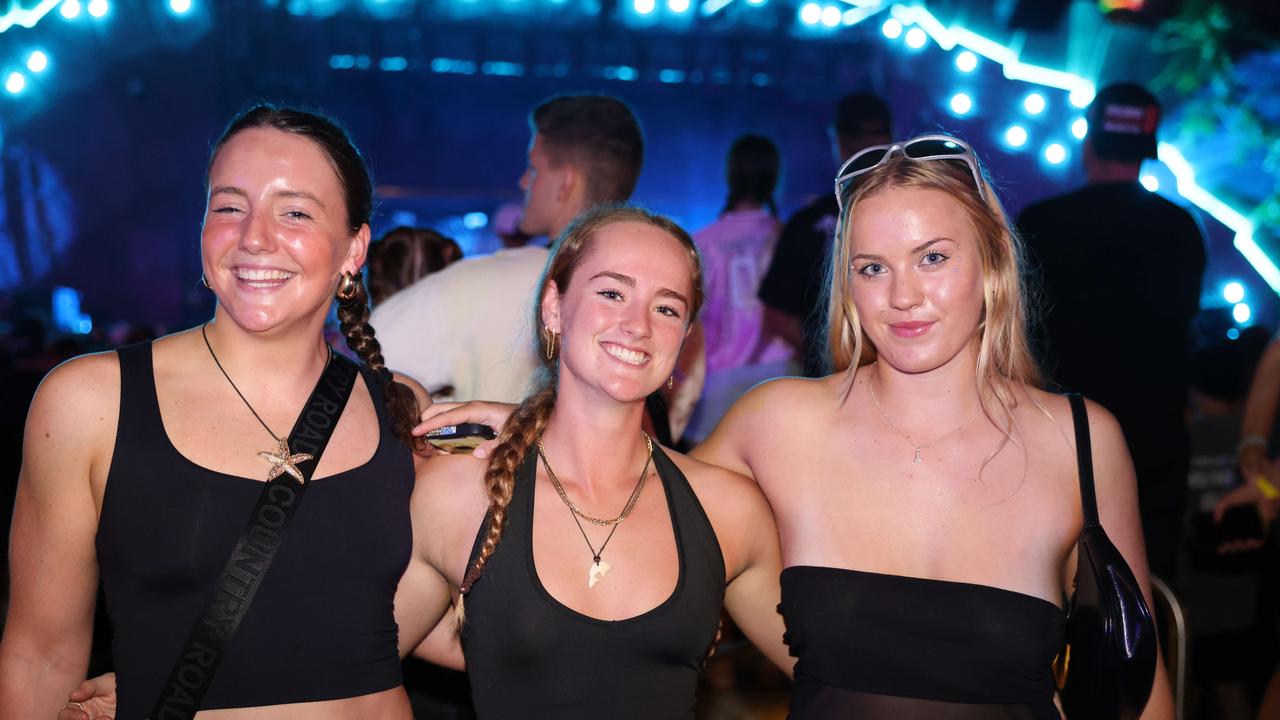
[536,433,653,588]
[867,375,981,464]
[202,324,327,484]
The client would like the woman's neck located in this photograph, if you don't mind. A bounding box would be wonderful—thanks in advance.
[539,382,651,495]
[202,308,332,391]
[866,344,984,427]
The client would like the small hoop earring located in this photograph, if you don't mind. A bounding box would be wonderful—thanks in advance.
[200,273,211,289]
[543,326,558,361]
[336,272,360,303]
[667,375,675,391]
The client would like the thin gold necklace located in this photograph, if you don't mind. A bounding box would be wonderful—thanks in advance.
[867,376,982,464]
[536,433,653,588]
[201,323,329,484]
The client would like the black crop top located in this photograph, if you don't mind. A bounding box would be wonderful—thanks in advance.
[96,342,413,718]
[780,566,1064,718]
[460,447,726,719]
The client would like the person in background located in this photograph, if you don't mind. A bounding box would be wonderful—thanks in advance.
[685,135,793,443]
[367,226,462,307]
[1019,82,1206,583]
[1217,331,1280,720]
[371,94,644,403]
[758,91,891,377]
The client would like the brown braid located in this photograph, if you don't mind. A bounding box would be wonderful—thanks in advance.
[335,276,427,454]
[453,203,706,625]
[454,383,557,623]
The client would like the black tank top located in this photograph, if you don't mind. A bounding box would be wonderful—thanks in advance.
[97,341,413,718]
[460,447,726,720]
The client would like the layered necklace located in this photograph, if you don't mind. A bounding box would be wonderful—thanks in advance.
[536,433,653,588]
[201,323,329,484]
[867,376,982,464]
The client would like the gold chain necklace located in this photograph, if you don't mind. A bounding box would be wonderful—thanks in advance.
[536,433,653,588]
[202,323,328,484]
[867,377,981,464]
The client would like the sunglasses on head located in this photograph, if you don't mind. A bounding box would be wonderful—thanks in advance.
[834,134,986,213]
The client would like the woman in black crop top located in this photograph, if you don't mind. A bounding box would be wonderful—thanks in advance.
[0,106,431,719]
[692,136,1175,718]
[393,205,793,719]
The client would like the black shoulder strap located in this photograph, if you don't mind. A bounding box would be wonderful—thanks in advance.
[1066,393,1101,528]
[149,353,360,720]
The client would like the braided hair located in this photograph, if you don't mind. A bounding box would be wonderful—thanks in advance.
[210,104,425,452]
[454,204,704,623]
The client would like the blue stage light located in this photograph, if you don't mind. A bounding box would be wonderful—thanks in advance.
[881,17,902,38]
[1044,143,1067,165]
[26,50,48,73]
[955,50,977,73]
[949,92,972,116]
[905,27,927,49]
[1227,328,1241,340]
[799,2,821,24]
[379,56,408,71]
[87,0,108,18]
[169,0,192,14]
[1071,117,1087,140]
[1004,125,1028,148]
[746,0,766,5]
[1234,302,1251,324]
[61,0,82,20]
[1023,92,1046,115]
[1223,281,1245,304]
[1140,175,1159,192]
[668,0,690,12]
[463,212,488,230]
[1069,87,1093,108]
[4,72,25,94]
[820,5,840,26]
[634,0,655,13]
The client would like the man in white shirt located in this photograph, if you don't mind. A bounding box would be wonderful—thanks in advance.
[372,95,644,401]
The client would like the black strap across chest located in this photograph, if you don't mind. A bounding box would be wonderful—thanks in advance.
[148,352,359,720]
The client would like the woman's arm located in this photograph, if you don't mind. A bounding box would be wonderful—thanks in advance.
[721,480,793,675]
[1238,335,1280,481]
[394,453,489,661]
[0,356,115,715]
[1084,399,1174,720]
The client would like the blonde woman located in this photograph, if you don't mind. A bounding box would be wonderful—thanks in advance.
[423,136,1174,718]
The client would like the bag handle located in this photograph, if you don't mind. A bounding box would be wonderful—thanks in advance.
[1067,393,1101,528]
[148,353,360,720]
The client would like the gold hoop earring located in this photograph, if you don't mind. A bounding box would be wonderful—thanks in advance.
[544,326,558,361]
[667,375,674,391]
[336,272,360,303]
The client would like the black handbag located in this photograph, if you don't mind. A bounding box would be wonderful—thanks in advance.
[1053,394,1158,719]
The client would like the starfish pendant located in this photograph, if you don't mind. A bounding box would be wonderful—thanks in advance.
[588,559,612,588]
[258,438,314,484]
[912,447,923,464]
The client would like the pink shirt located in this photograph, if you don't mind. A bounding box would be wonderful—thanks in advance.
[694,209,792,374]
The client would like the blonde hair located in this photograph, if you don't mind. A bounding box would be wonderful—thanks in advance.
[825,152,1042,429]
[456,204,703,622]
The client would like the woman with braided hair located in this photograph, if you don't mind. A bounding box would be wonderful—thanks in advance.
[2,104,432,719]
[391,204,792,718]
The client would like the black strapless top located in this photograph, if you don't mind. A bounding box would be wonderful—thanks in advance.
[779,565,1064,719]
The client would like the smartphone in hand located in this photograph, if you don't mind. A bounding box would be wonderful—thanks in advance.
[424,423,496,454]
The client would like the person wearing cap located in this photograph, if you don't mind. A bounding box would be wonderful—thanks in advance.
[1018,82,1206,582]
[758,92,892,377]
